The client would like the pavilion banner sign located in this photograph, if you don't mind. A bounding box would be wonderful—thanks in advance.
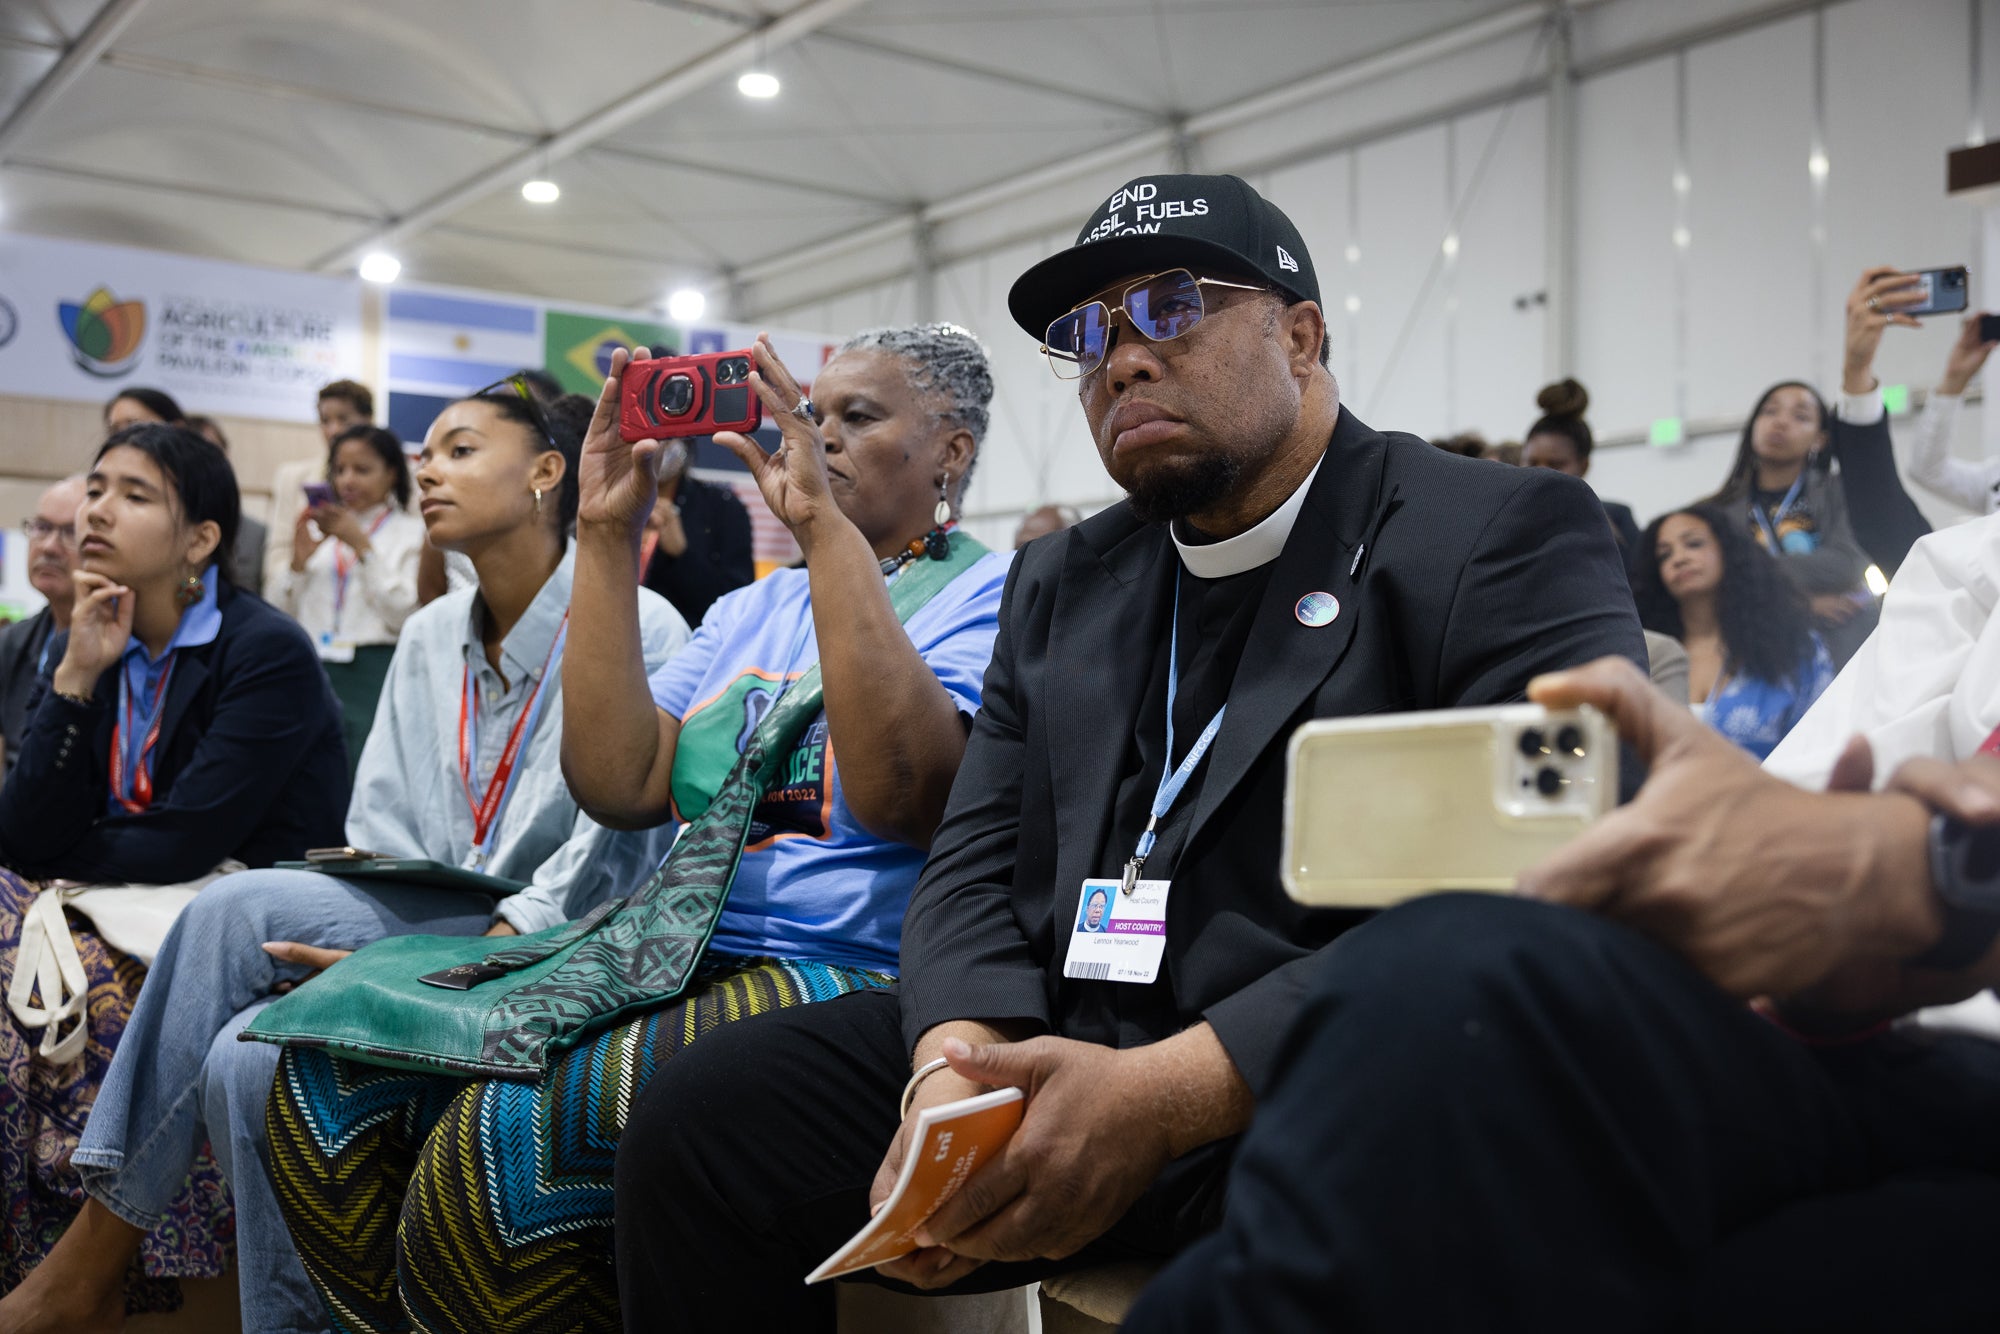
[0,232,364,423]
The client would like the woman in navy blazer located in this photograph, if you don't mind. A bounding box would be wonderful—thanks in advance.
[0,423,346,1313]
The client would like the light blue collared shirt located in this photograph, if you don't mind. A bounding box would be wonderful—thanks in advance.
[345,546,692,934]
[108,565,221,814]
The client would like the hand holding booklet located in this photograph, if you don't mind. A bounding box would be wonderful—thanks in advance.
[805,1087,1025,1284]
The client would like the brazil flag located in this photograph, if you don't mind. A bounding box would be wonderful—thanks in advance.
[544,310,679,396]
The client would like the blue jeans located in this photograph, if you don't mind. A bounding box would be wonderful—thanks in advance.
[71,868,496,1334]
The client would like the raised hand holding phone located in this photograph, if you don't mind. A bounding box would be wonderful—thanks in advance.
[578,346,668,539]
[53,570,135,699]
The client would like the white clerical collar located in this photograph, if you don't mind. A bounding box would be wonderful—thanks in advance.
[1171,454,1323,579]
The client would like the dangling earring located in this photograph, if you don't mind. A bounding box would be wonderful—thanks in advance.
[533,487,544,513]
[175,572,205,609]
[933,474,952,528]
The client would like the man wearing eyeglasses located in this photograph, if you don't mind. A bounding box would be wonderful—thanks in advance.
[612,175,1643,1328]
[0,476,86,782]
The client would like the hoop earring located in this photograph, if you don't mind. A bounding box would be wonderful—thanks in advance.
[175,572,205,610]
[933,474,952,528]
[533,487,544,513]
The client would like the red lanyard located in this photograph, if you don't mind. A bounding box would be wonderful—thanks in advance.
[332,508,394,622]
[110,652,177,814]
[457,612,568,863]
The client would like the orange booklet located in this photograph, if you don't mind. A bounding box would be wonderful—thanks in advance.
[805,1087,1026,1284]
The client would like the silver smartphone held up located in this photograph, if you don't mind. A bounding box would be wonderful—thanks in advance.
[1281,703,1616,908]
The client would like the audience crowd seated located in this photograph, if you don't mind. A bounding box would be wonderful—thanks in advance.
[0,156,1994,1334]
[260,325,1011,1334]
[639,437,755,625]
[278,424,426,773]
[0,477,86,780]
[1634,503,1833,759]
[0,383,688,1334]
[0,424,348,1317]
[608,173,1640,1330]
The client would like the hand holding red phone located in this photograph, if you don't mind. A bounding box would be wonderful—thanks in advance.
[712,335,846,554]
[579,346,669,539]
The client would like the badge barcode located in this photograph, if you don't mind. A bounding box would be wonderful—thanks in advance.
[1066,961,1111,981]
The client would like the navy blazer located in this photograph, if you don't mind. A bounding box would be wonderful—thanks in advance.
[0,582,349,883]
[899,407,1646,1094]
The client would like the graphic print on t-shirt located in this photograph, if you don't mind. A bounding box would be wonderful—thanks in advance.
[673,670,833,847]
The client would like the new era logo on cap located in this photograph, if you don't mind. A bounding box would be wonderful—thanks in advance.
[1276,245,1299,273]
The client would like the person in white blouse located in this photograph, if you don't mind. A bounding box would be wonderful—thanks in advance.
[1905,313,2000,516]
[280,423,425,774]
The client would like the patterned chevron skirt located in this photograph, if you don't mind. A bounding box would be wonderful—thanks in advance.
[265,954,892,1334]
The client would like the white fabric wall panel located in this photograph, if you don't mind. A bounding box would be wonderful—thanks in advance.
[930,236,1109,518]
[1257,150,1357,401]
[777,278,919,345]
[1352,125,1452,438]
[1574,57,1680,441]
[1823,0,1973,392]
[1683,15,1818,424]
[1448,97,1548,440]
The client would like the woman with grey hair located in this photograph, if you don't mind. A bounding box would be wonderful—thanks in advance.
[261,325,1014,1334]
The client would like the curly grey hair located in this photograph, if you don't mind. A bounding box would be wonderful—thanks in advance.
[835,322,993,500]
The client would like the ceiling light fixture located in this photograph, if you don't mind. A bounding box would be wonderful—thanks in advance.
[738,69,780,98]
[359,252,402,284]
[522,179,561,204]
[668,288,707,323]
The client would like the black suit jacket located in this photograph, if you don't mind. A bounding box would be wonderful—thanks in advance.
[642,473,755,627]
[0,606,54,778]
[900,408,1645,1093]
[0,582,350,883]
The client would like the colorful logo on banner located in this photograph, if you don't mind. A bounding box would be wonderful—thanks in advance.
[58,286,147,376]
[0,296,17,350]
[544,310,677,396]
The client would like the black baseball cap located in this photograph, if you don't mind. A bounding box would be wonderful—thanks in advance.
[1007,173,1320,337]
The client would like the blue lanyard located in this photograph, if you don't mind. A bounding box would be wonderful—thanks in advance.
[1120,584,1227,895]
[1751,475,1805,553]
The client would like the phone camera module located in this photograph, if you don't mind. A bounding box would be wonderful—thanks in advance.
[658,373,696,417]
[1517,728,1547,758]
[716,357,752,385]
[1555,725,1585,755]
[1535,766,1564,797]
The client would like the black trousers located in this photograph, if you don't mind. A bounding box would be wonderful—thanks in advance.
[611,984,1233,1331]
[1124,894,2000,1333]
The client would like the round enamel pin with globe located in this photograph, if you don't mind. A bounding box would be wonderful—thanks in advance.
[1295,591,1339,627]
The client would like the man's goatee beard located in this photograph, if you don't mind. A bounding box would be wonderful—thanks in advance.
[1124,453,1247,527]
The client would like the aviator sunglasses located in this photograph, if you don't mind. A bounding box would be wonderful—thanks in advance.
[1041,268,1267,380]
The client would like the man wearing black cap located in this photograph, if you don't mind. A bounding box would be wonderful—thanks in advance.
[609,174,1642,1329]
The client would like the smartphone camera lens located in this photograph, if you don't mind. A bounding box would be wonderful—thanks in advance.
[1536,766,1564,797]
[659,373,696,417]
[1556,725,1584,755]
[717,357,751,385]
[1517,728,1546,758]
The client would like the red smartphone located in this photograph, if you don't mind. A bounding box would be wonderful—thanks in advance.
[618,348,763,442]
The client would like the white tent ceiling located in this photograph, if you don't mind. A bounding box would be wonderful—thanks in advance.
[0,0,1523,314]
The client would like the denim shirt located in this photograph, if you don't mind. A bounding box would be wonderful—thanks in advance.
[344,546,692,933]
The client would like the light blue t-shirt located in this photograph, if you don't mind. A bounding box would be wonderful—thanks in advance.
[649,549,1011,973]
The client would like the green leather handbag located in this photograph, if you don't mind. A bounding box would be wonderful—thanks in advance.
[243,533,987,1080]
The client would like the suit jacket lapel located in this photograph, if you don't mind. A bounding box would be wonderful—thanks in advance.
[1184,410,1393,851]
[1046,515,1177,888]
